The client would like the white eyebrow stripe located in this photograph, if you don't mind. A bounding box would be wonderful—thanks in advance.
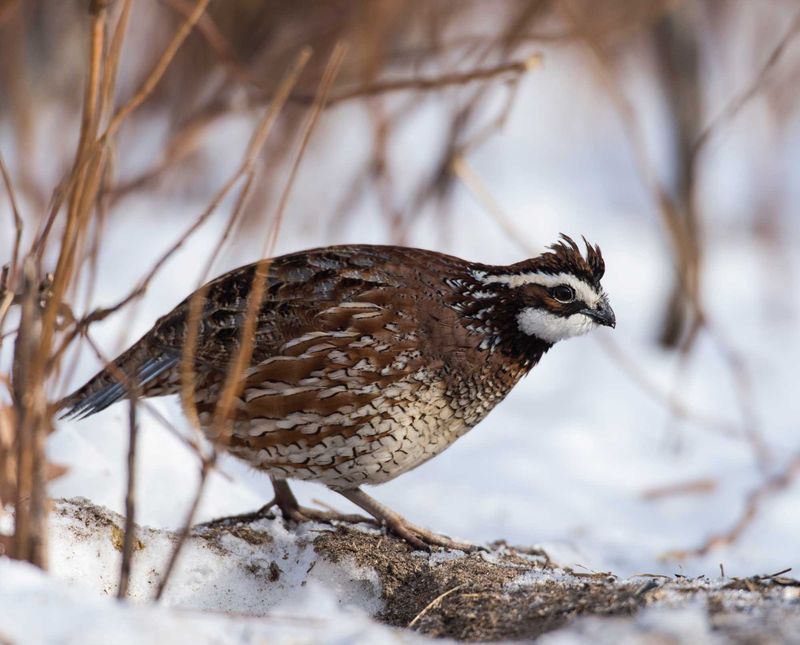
[480,271,601,307]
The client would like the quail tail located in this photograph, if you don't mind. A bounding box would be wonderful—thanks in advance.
[59,349,179,420]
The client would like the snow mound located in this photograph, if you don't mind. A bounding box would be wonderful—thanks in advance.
[2,498,799,643]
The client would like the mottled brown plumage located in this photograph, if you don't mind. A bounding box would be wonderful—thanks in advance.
[61,236,614,550]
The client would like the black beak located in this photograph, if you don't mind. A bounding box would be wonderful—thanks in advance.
[583,300,616,328]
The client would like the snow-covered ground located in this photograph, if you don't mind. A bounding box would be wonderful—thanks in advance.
[2,16,800,641]
[3,499,799,643]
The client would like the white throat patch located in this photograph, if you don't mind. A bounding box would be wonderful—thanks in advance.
[517,308,596,343]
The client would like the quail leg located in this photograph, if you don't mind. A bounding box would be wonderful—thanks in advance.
[335,487,481,552]
[270,478,375,525]
[200,477,375,527]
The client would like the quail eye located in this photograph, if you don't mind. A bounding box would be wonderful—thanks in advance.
[550,285,575,303]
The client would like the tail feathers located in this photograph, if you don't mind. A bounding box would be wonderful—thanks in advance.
[59,353,179,420]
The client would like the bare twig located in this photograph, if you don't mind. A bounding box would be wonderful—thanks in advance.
[163,0,256,88]
[565,6,767,464]
[665,451,800,559]
[452,154,538,251]
[154,454,214,600]
[108,54,542,205]
[304,53,541,107]
[0,153,23,287]
[692,9,800,159]
[117,394,139,599]
[153,48,313,601]
[107,103,233,202]
[199,44,315,282]
[103,0,211,140]
[61,47,313,353]
[264,42,348,256]
[641,477,717,501]
[408,583,467,629]
[11,259,50,569]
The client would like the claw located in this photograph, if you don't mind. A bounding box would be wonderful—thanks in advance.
[336,487,482,552]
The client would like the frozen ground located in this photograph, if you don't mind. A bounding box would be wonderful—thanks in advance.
[3,30,800,644]
[2,499,799,644]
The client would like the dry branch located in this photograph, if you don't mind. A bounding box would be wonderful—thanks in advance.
[564,4,768,466]
[692,9,800,159]
[666,451,800,559]
[11,259,50,569]
[0,153,23,288]
[117,395,138,599]
[264,42,347,256]
[295,54,541,106]
[154,47,314,600]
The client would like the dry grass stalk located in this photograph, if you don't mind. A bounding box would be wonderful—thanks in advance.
[117,396,138,599]
[692,8,800,159]
[293,53,542,106]
[563,4,771,467]
[264,41,348,255]
[640,478,717,501]
[154,47,314,600]
[0,0,211,579]
[0,403,15,555]
[0,153,23,288]
[11,259,50,568]
[408,583,467,629]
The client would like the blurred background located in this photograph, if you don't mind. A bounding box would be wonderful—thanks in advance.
[1,0,799,576]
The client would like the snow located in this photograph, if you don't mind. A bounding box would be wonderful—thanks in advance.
[5,499,798,643]
[47,499,383,616]
[538,606,725,645]
[0,499,414,644]
[0,559,413,645]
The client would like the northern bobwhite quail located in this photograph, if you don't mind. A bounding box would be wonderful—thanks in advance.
[60,235,615,550]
